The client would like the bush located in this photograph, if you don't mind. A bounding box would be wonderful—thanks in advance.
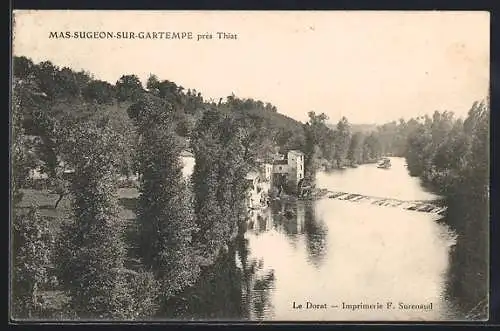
[12,206,54,319]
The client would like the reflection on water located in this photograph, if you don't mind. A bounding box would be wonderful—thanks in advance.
[162,235,275,321]
[245,201,457,321]
[166,157,486,321]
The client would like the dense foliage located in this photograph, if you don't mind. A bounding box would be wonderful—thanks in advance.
[190,108,255,258]
[11,79,35,205]
[12,207,53,318]
[403,103,489,317]
[132,95,201,301]
[11,55,489,320]
[53,123,137,319]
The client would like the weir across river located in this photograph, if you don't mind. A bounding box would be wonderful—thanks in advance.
[324,190,447,216]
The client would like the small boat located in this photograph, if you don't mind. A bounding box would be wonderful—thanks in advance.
[377,158,391,169]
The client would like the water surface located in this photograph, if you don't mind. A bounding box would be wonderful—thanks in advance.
[174,157,466,321]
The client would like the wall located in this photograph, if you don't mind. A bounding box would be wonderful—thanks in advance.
[181,155,195,180]
[262,164,273,182]
[287,151,305,185]
[273,164,289,174]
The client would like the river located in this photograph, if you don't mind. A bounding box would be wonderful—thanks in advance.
[167,157,483,322]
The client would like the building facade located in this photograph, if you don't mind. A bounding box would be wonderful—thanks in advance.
[245,150,305,209]
[271,150,305,191]
[286,150,305,185]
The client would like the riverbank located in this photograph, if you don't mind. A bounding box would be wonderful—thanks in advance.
[443,192,489,320]
[403,161,489,320]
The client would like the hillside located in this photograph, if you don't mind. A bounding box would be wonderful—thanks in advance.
[327,123,378,133]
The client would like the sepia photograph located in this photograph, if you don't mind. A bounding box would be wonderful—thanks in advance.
[10,10,490,322]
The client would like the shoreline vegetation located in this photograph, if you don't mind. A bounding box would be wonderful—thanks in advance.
[11,56,489,320]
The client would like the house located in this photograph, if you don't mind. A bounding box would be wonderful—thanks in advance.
[287,150,305,184]
[274,153,286,161]
[271,150,305,192]
[180,151,195,180]
[244,160,278,209]
[28,167,49,180]
[245,171,264,209]
[262,163,273,182]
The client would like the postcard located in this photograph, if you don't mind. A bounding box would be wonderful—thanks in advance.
[10,10,490,322]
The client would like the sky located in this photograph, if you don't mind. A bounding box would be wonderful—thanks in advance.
[12,10,490,124]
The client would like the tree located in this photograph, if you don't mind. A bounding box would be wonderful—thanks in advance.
[126,270,160,319]
[14,72,70,181]
[83,80,115,104]
[362,132,382,163]
[303,111,332,175]
[405,123,433,177]
[12,206,53,319]
[33,61,60,100]
[303,123,318,179]
[98,103,138,179]
[235,113,274,164]
[175,114,197,137]
[13,56,35,79]
[54,122,135,319]
[463,100,489,199]
[115,75,144,103]
[333,117,351,167]
[146,74,160,93]
[49,176,70,209]
[347,132,364,165]
[133,96,201,300]
[191,108,254,259]
[191,110,228,258]
[157,80,180,101]
[215,114,254,233]
[12,79,36,205]
[56,67,83,99]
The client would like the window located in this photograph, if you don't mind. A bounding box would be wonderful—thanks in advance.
[279,166,282,171]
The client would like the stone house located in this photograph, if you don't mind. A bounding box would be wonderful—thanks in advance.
[271,150,305,192]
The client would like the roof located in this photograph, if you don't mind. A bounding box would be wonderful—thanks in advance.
[180,150,194,158]
[288,150,304,155]
[245,171,259,180]
[25,135,41,142]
